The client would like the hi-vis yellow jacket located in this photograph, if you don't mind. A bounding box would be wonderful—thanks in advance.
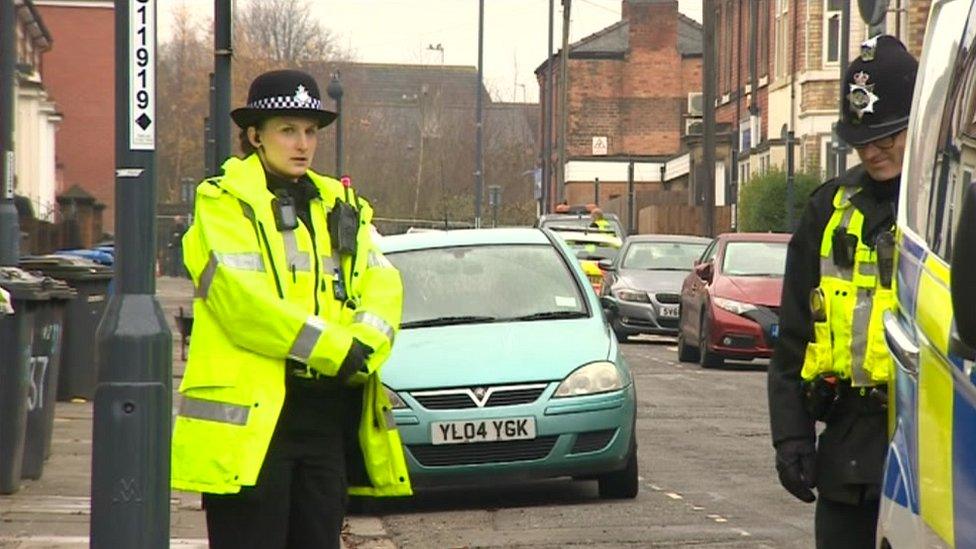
[172,154,411,497]
[800,185,895,386]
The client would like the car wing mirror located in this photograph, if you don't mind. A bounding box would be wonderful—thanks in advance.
[598,259,614,271]
[951,181,976,357]
[694,261,714,283]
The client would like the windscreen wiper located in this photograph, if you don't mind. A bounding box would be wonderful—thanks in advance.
[400,315,498,329]
[508,311,588,321]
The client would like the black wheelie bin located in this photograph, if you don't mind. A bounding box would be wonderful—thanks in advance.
[20,255,112,401]
[0,267,49,494]
[21,277,75,480]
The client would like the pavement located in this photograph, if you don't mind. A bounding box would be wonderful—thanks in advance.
[0,276,395,548]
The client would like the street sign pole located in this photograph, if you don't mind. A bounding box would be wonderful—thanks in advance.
[91,1,172,546]
[474,0,484,228]
[0,0,19,266]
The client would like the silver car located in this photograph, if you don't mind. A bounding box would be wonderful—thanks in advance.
[600,235,711,340]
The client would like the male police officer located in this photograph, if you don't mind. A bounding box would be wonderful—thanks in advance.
[768,35,917,548]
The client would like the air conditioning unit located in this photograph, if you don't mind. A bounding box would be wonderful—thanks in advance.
[685,119,704,136]
[687,92,704,116]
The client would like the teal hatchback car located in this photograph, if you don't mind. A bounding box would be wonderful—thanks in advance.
[379,228,638,499]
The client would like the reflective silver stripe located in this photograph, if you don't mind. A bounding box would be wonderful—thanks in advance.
[196,251,265,298]
[858,261,877,278]
[821,206,857,280]
[321,255,338,273]
[216,252,265,271]
[282,230,311,272]
[178,395,249,425]
[850,287,873,387]
[367,250,393,269]
[195,252,219,299]
[820,257,844,280]
[355,311,395,343]
[289,315,326,362]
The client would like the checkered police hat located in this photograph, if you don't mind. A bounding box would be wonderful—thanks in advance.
[836,35,918,146]
[231,69,337,129]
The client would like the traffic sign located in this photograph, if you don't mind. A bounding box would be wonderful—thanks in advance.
[129,0,155,150]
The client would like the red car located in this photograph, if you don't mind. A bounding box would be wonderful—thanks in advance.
[676,232,790,368]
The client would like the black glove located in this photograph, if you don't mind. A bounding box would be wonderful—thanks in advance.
[775,438,817,503]
[336,338,373,382]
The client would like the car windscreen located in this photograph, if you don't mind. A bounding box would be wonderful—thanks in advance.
[621,241,708,270]
[387,244,588,328]
[564,240,619,262]
[722,241,788,277]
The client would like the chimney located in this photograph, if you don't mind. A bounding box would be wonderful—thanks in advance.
[624,0,679,51]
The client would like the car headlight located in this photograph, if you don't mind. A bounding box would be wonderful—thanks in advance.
[554,361,623,397]
[614,288,650,303]
[384,385,408,409]
[713,297,758,315]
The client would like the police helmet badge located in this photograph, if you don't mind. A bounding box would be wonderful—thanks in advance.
[294,85,312,106]
[847,71,879,124]
[860,35,879,61]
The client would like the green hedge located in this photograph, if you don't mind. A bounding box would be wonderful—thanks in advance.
[737,168,822,232]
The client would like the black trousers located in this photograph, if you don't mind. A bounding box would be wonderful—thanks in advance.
[815,495,880,549]
[203,380,348,549]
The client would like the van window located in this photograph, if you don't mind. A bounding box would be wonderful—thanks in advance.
[925,2,976,261]
[904,2,970,237]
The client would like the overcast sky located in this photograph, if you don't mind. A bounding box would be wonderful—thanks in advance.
[158,0,703,103]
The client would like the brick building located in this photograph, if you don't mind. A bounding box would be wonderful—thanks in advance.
[535,0,703,218]
[711,0,932,199]
[35,0,114,235]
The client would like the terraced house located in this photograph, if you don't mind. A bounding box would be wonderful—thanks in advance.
[712,0,932,200]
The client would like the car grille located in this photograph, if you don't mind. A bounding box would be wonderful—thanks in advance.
[410,384,548,410]
[655,292,681,304]
[570,429,617,454]
[408,436,559,466]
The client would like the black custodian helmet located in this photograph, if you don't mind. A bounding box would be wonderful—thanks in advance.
[837,35,918,147]
[230,69,337,129]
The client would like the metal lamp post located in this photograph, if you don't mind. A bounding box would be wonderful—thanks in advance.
[327,71,343,175]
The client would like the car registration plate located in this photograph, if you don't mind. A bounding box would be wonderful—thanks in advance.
[659,305,679,318]
[431,417,536,445]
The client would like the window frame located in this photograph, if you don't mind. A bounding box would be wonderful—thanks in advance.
[823,0,843,66]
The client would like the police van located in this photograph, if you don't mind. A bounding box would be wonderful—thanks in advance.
[878,0,976,546]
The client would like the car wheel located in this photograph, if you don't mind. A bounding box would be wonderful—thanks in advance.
[676,329,699,362]
[699,316,724,369]
[598,440,639,499]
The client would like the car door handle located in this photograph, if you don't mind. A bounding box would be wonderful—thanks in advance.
[883,310,919,377]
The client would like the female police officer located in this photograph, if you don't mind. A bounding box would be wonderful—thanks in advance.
[171,69,410,548]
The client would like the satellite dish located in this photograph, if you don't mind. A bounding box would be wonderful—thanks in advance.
[858,0,889,26]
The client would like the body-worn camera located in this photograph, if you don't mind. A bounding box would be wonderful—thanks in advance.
[832,226,858,269]
[272,191,299,232]
[328,198,359,255]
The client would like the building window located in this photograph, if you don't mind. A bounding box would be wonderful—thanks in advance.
[740,117,752,151]
[774,0,790,79]
[739,160,751,184]
[758,0,770,77]
[821,135,838,179]
[824,0,843,65]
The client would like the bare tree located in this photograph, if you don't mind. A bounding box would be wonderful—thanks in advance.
[235,0,347,63]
